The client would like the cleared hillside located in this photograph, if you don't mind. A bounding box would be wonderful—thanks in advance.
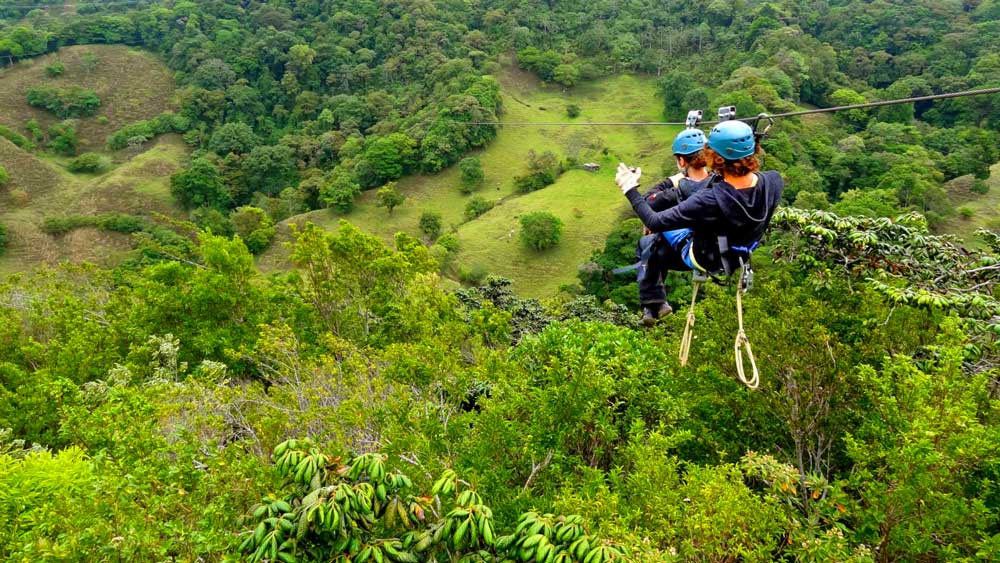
[0,45,186,274]
[261,65,680,297]
[0,44,177,152]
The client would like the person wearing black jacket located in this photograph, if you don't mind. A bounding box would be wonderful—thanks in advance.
[616,120,783,322]
[632,128,714,325]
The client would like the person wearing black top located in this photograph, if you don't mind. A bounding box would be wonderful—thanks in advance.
[616,120,784,323]
[633,128,714,325]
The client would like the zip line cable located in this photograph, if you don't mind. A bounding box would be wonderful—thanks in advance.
[471,86,1000,127]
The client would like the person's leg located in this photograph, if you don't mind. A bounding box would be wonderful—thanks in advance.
[638,236,667,308]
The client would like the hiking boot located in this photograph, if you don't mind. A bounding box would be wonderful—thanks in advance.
[657,302,673,317]
[641,302,673,326]
[641,307,658,327]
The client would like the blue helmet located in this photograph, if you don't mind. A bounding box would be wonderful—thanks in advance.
[708,120,756,160]
[672,128,706,156]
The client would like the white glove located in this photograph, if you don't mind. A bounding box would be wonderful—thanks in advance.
[615,162,641,194]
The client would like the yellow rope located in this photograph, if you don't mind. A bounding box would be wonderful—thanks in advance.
[734,277,760,389]
[679,281,700,367]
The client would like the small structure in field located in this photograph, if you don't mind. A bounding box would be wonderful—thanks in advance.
[582,163,600,172]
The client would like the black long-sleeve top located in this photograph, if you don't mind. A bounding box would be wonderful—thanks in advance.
[641,173,713,212]
[626,171,784,262]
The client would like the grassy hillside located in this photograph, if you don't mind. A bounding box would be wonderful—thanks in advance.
[262,64,680,297]
[936,163,1000,246]
[0,45,185,274]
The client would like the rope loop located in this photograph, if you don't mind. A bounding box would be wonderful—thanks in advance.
[733,277,760,389]
[734,328,760,389]
[679,281,700,367]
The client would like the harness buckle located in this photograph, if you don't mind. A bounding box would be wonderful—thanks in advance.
[740,258,754,293]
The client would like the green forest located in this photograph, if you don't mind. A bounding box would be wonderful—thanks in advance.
[2,0,1000,561]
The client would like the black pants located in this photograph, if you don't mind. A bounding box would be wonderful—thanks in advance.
[636,235,690,306]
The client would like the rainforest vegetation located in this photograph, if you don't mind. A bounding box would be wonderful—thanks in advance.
[2,1,1000,562]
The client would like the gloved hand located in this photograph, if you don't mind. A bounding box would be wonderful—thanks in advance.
[615,162,641,194]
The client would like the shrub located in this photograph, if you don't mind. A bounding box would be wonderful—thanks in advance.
[0,125,34,150]
[0,222,8,255]
[190,207,234,237]
[513,171,555,193]
[958,205,975,220]
[107,112,189,150]
[0,165,8,187]
[230,206,276,254]
[437,232,461,254]
[97,213,146,234]
[519,211,563,251]
[41,215,98,235]
[25,119,44,143]
[45,61,65,77]
[48,121,79,156]
[465,196,494,220]
[566,103,581,118]
[26,86,101,118]
[459,156,485,193]
[971,179,989,195]
[419,210,443,240]
[459,263,490,285]
[66,153,111,174]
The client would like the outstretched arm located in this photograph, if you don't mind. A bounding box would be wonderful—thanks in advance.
[615,163,717,232]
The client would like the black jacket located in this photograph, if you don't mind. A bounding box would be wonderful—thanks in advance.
[627,171,784,269]
[642,173,714,212]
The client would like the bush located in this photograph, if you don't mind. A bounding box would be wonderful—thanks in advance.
[48,120,79,156]
[66,153,111,174]
[0,222,8,255]
[519,211,563,251]
[41,215,98,235]
[513,171,555,193]
[971,179,990,195]
[419,210,443,240]
[0,124,34,150]
[459,263,490,285]
[0,165,8,187]
[45,61,65,77]
[230,206,276,254]
[26,86,101,118]
[459,156,485,193]
[190,207,234,237]
[98,213,147,234]
[958,205,975,220]
[107,112,189,150]
[566,103,581,118]
[464,196,494,220]
[437,232,461,254]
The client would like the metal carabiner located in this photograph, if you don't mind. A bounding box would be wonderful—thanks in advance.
[752,113,774,140]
